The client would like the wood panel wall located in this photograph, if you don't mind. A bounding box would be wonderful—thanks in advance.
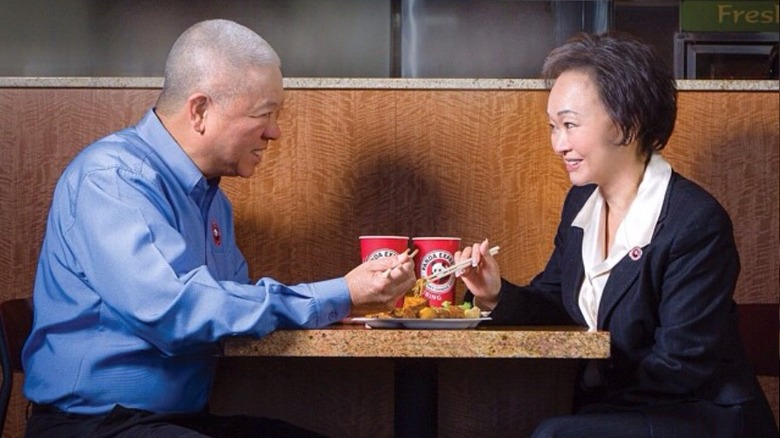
[0,86,777,437]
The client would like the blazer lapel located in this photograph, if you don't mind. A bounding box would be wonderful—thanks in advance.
[561,227,588,326]
[597,256,642,328]
[596,174,676,328]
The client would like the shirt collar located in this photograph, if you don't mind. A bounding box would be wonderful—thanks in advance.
[620,153,672,249]
[572,154,672,268]
[135,108,208,195]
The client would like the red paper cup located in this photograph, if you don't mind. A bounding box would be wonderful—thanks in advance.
[360,236,410,308]
[360,235,410,262]
[412,237,461,307]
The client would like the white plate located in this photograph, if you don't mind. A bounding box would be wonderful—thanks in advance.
[348,317,491,329]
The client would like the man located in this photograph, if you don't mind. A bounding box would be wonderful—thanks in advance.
[22,19,415,437]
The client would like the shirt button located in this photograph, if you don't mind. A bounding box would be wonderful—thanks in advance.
[328,311,338,322]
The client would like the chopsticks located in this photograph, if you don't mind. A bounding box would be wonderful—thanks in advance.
[380,245,500,280]
[381,248,419,277]
[423,245,500,281]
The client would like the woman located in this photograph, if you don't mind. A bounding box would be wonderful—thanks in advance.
[457,32,777,438]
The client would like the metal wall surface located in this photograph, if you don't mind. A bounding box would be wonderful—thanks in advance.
[0,0,618,78]
[0,0,393,77]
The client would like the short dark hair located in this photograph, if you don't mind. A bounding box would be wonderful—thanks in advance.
[542,32,677,157]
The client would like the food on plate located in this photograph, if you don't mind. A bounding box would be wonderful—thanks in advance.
[380,299,480,319]
[367,276,481,319]
[408,277,427,297]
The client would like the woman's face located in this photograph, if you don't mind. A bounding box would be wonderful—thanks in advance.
[546,70,628,188]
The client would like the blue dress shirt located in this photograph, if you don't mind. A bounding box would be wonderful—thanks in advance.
[22,109,351,415]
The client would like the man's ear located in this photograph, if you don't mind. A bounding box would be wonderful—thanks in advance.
[187,93,209,135]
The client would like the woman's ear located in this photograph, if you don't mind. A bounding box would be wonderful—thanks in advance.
[621,126,637,146]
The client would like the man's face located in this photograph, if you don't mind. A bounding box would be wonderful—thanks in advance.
[204,65,284,178]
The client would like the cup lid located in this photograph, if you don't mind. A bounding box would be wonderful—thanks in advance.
[359,235,410,240]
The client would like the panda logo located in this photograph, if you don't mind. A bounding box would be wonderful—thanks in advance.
[419,250,455,294]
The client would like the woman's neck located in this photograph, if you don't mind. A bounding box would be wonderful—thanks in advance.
[599,153,650,257]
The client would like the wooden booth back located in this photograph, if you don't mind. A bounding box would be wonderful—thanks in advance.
[0,86,777,436]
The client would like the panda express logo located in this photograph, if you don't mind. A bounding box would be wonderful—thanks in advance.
[419,250,455,294]
[366,248,399,261]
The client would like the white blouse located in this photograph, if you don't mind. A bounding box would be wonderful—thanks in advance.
[572,154,672,332]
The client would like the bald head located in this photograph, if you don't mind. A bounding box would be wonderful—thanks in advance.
[156,19,281,115]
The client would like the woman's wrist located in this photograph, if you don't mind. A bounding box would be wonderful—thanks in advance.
[473,294,499,311]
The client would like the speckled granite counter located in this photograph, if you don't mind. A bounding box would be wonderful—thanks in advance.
[220,324,609,437]
[222,324,610,359]
[0,76,777,91]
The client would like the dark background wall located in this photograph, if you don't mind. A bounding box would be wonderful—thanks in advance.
[0,0,685,78]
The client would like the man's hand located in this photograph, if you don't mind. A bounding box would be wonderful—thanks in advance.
[345,252,416,315]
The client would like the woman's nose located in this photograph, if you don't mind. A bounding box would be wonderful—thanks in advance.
[551,131,568,154]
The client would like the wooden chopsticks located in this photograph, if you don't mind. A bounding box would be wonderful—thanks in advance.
[381,248,419,278]
[423,245,500,281]
[380,245,500,280]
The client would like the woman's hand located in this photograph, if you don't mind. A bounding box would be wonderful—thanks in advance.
[454,239,501,310]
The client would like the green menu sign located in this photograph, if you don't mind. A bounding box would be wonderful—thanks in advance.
[680,1,779,31]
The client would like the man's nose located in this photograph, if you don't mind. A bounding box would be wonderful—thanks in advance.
[263,117,282,140]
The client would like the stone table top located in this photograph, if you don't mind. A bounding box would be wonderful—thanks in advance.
[222,323,610,359]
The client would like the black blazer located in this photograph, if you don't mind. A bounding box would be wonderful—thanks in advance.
[487,172,766,409]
